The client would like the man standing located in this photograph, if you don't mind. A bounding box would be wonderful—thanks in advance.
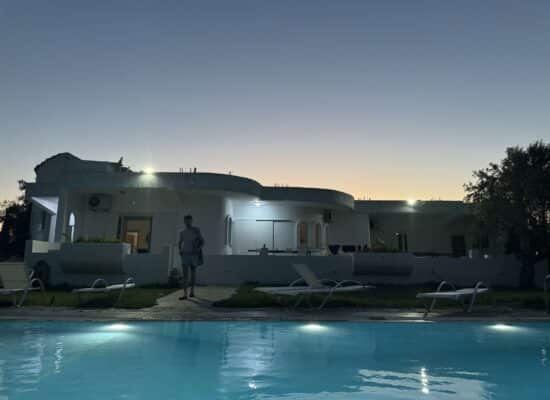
[178,214,204,300]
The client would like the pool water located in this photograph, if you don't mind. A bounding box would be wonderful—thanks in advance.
[0,321,549,399]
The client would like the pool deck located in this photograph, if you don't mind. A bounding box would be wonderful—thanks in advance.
[1,287,550,322]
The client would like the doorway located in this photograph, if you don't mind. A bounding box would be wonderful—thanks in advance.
[119,216,153,253]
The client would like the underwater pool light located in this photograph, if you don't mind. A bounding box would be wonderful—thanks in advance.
[105,323,132,331]
[489,323,523,332]
[299,323,328,333]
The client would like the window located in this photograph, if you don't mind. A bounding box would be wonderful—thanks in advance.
[224,215,232,246]
[451,235,466,257]
[396,232,408,252]
[119,216,153,253]
[68,212,76,242]
[297,222,308,248]
[315,223,322,248]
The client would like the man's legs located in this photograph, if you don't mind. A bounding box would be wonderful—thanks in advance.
[180,262,189,299]
[189,266,197,297]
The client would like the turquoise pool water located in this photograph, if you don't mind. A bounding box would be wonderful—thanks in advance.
[0,321,549,399]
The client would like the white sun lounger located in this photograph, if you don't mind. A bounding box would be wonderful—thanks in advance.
[72,277,136,306]
[0,262,46,307]
[255,263,374,309]
[417,281,490,318]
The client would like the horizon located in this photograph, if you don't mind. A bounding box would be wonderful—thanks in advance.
[2,1,549,202]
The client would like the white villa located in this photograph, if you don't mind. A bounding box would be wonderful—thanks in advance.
[23,153,534,288]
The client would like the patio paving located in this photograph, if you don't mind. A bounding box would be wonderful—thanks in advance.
[1,286,549,322]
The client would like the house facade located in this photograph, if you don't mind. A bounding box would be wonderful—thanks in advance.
[22,153,502,287]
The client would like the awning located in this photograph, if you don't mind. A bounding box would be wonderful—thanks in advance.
[31,196,59,214]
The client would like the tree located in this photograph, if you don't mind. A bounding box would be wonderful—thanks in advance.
[465,141,550,287]
[0,200,31,260]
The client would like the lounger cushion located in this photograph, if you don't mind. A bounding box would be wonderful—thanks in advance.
[416,288,489,300]
[0,288,25,295]
[106,283,136,291]
[73,283,135,294]
[0,287,42,295]
[256,284,371,296]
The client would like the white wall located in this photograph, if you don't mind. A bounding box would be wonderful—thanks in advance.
[178,193,229,255]
[197,255,354,285]
[329,210,371,247]
[353,253,526,287]
[367,212,473,254]
[68,190,233,255]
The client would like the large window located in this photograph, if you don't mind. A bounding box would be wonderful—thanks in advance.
[119,216,153,253]
[315,223,322,248]
[224,215,232,246]
[298,222,308,248]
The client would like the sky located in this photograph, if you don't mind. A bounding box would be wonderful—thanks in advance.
[1,0,549,203]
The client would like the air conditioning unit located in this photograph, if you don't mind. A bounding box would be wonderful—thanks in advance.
[88,194,113,212]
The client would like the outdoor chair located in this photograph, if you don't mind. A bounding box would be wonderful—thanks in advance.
[0,262,46,307]
[416,280,490,318]
[255,263,374,310]
[72,277,135,306]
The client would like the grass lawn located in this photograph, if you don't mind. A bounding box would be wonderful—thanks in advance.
[213,283,550,310]
[0,287,178,309]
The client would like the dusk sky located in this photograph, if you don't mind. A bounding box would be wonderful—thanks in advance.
[1,0,549,202]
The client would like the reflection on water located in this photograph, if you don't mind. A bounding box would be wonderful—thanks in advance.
[0,321,549,399]
[357,368,491,399]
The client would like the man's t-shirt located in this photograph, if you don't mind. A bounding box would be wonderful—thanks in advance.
[179,228,204,254]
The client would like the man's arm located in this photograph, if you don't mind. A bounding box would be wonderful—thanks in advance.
[196,228,205,248]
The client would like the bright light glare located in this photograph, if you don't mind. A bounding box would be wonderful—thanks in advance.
[407,199,417,206]
[299,323,328,333]
[143,167,155,175]
[489,323,523,332]
[420,367,430,394]
[248,382,257,390]
[253,200,262,207]
[104,323,132,331]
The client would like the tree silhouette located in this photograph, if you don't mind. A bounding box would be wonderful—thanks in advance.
[465,141,550,287]
[0,200,31,260]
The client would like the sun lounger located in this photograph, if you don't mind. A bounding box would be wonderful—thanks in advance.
[0,262,46,307]
[416,281,489,318]
[255,263,374,309]
[72,277,135,306]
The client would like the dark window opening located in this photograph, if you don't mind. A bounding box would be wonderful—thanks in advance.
[451,235,466,257]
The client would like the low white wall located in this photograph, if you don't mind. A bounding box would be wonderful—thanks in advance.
[196,255,354,286]
[353,253,538,288]
[24,240,170,287]
[123,247,170,285]
[24,240,550,288]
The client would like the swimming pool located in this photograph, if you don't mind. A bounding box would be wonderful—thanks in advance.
[0,321,549,399]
